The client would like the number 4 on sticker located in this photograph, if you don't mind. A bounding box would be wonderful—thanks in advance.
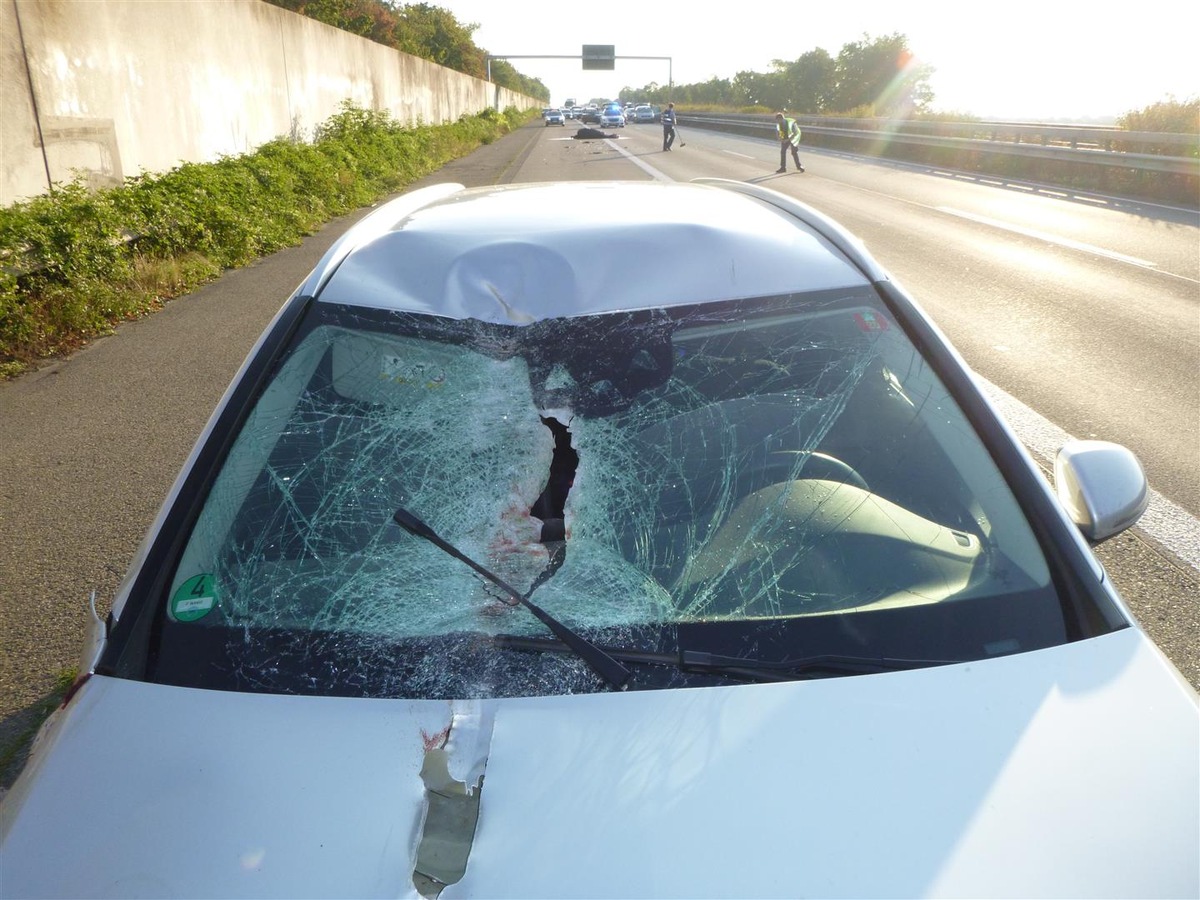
[170,574,217,622]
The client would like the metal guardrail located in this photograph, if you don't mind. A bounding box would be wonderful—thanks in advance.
[680,113,1200,178]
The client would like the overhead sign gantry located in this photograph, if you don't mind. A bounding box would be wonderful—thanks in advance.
[581,45,615,70]
[485,46,672,104]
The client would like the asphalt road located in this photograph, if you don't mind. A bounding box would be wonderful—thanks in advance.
[603,123,1200,517]
[2,121,1197,783]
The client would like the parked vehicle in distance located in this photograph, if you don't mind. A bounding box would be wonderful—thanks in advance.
[1,179,1195,899]
[580,106,600,124]
[600,103,625,128]
[544,108,565,126]
[634,104,656,123]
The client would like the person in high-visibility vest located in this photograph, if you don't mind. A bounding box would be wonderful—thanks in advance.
[775,112,805,174]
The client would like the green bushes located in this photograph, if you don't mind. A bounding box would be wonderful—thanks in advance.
[1119,98,1200,141]
[0,103,530,377]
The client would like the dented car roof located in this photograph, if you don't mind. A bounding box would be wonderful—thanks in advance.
[307,181,878,321]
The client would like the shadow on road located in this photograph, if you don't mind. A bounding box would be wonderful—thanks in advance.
[1,673,74,791]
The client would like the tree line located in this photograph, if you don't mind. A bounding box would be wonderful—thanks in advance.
[265,3,1198,134]
[264,0,551,101]
[621,33,934,117]
[267,2,927,117]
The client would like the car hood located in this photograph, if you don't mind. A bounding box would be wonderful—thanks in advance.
[2,628,1196,899]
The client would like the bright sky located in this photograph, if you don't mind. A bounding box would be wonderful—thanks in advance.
[439,0,1198,121]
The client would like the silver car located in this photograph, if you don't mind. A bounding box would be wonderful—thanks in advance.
[1,180,1195,898]
[599,103,625,128]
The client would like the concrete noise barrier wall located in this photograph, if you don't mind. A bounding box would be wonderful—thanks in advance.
[1,0,537,206]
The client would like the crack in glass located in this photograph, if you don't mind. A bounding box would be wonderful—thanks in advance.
[158,294,1052,698]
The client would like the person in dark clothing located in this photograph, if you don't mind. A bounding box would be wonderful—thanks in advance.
[775,112,805,173]
[662,102,677,151]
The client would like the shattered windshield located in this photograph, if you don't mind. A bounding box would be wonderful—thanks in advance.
[147,290,1062,697]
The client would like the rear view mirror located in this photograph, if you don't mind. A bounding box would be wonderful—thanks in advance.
[1054,440,1149,543]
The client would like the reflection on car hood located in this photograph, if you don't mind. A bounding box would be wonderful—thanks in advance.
[2,629,1196,898]
[315,183,871,323]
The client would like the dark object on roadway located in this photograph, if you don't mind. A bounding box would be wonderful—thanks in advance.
[574,128,616,140]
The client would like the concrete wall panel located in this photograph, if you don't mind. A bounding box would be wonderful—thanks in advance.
[2,0,537,206]
[1,1,53,200]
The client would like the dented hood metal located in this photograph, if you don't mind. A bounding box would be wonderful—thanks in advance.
[311,182,872,321]
[2,628,1196,899]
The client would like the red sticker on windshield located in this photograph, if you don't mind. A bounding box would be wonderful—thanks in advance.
[854,311,890,332]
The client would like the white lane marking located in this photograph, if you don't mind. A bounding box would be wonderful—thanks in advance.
[607,146,1200,571]
[938,207,1158,268]
[979,376,1200,574]
[609,140,673,181]
[823,179,1196,283]
[723,150,757,159]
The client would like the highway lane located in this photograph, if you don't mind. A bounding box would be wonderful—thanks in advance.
[2,122,1196,784]
[469,121,1200,685]
[591,122,1200,517]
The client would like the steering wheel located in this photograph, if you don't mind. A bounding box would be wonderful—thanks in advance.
[745,450,869,494]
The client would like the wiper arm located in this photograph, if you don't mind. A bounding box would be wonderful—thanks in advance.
[493,634,954,683]
[677,651,958,681]
[392,507,633,690]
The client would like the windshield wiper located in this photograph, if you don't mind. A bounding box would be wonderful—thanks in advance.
[392,507,633,690]
[675,650,958,681]
[492,634,956,683]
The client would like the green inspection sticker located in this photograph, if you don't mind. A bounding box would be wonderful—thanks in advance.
[170,574,218,622]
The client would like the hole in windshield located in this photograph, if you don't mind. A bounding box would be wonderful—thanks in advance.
[131,292,1067,698]
[530,416,577,544]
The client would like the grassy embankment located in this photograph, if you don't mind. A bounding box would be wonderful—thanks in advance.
[0,103,532,788]
[0,104,534,379]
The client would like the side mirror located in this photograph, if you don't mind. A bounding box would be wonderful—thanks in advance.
[1054,440,1148,543]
